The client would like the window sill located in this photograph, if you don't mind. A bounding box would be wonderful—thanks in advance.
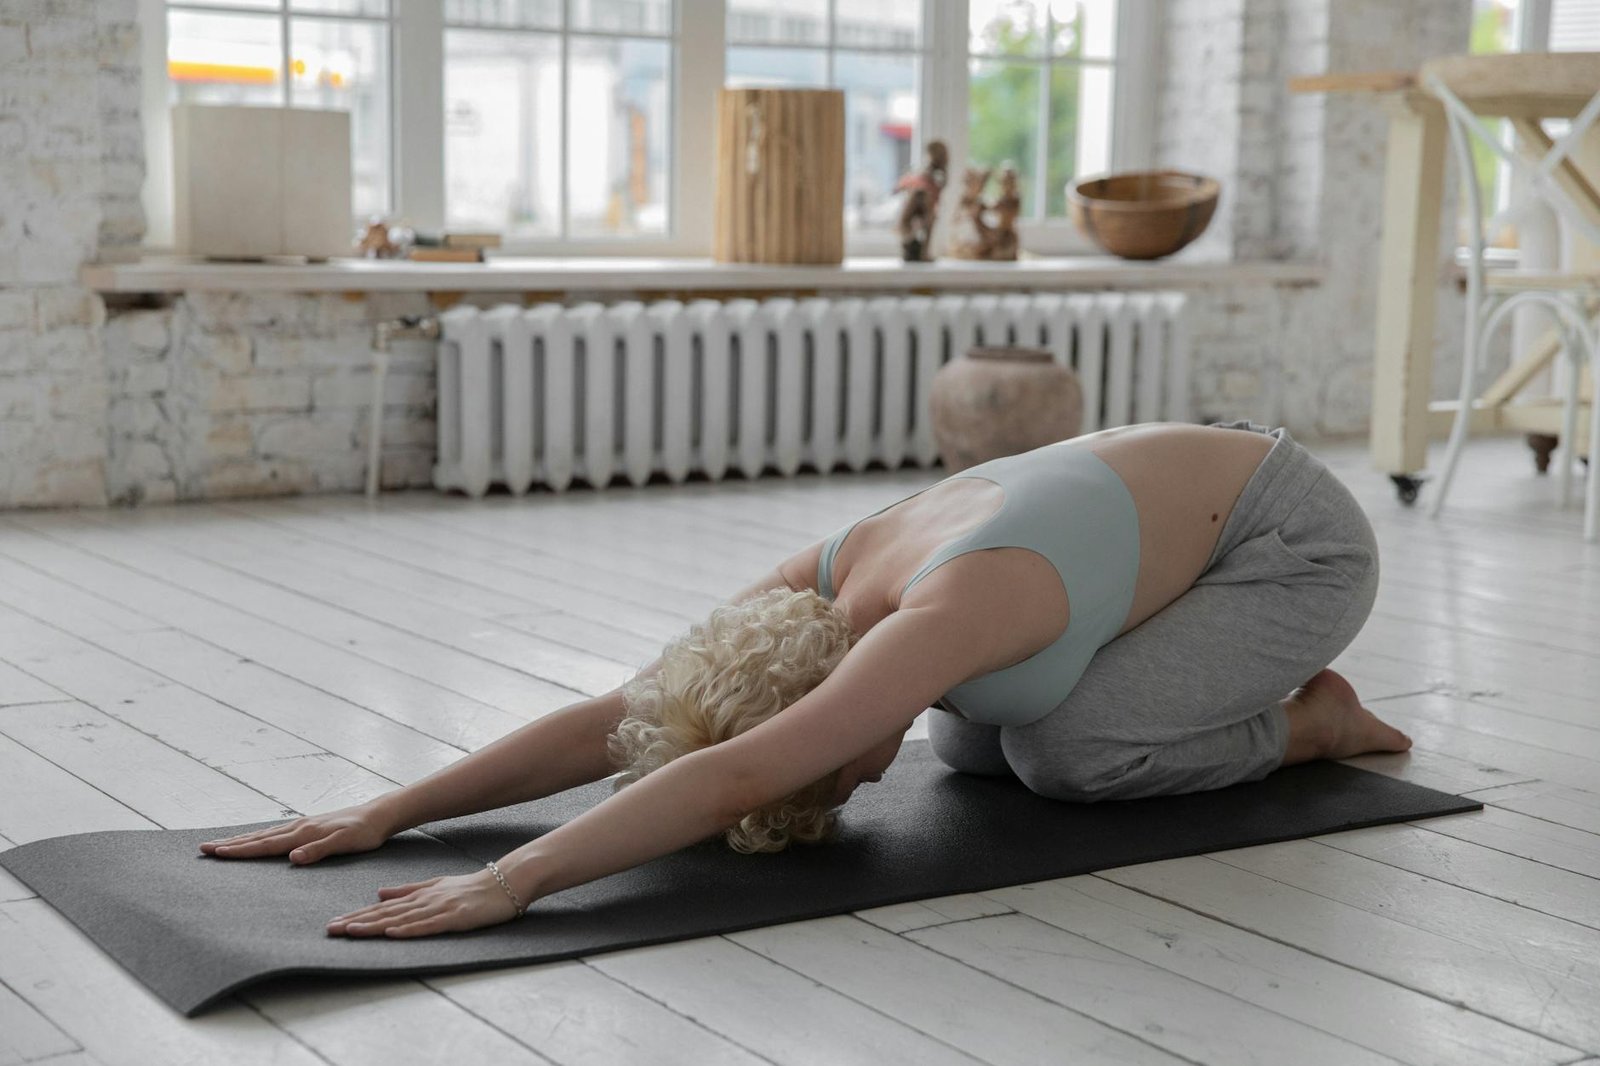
[82,254,1325,295]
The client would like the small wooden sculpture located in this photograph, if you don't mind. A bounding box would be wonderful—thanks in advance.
[946,167,996,260]
[357,219,402,259]
[948,166,1022,262]
[895,139,949,262]
[940,168,1017,264]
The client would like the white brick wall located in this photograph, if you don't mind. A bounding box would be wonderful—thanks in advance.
[101,293,438,505]
[1159,0,1472,437]
[0,1,142,507]
[1,0,1478,508]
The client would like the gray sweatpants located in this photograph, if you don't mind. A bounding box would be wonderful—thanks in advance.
[927,420,1380,802]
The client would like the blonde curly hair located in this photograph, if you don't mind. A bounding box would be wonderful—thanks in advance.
[607,585,858,853]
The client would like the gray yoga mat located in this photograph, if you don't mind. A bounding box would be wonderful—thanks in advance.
[0,740,1480,1017]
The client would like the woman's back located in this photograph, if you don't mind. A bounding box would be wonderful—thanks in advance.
[791,422,1278,715]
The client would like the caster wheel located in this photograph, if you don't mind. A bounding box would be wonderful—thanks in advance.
[1527,433,1559,474]
[1390,473,1424,506]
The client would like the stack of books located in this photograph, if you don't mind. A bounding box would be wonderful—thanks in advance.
[408,232,502,263]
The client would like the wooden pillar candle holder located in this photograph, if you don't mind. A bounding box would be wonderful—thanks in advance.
[714,88,845,264]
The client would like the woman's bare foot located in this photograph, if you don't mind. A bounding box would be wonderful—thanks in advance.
[1280,668,1412,765]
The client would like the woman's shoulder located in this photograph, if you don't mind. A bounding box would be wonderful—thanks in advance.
[778,542,825,595]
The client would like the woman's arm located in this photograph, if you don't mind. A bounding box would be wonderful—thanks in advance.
[323,576,986,937]
[205,683,646,861]
[376,565,801,833]
[496,602,979,906]
[367,686,635,834]
[211,566,803,863]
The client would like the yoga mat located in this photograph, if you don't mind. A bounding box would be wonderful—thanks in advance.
[0,741,1480,1017]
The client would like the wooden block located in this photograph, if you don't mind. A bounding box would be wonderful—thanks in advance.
[714,89,845,264]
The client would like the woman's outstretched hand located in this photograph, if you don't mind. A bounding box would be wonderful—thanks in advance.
[199,803,397,865]
[326,870,522,938]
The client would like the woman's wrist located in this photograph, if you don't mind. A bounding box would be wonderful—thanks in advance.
[500,847,558,910]
[363,790,417,837]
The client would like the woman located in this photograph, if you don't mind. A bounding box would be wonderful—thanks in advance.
[200,420,1411,938]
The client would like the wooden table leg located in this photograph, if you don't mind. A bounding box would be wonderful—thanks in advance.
[1369,94,1447,484]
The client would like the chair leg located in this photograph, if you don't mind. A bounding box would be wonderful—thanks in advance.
[1559,336,1580,509]
[1586,339,1600,542]
[1429,317,1482,518]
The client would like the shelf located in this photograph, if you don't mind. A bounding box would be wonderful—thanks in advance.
[82,255,1325,295]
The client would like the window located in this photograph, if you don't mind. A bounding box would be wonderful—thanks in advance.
[967,0,1116,219]
[1461,0,1600,254]
[143,0,1155,254]
[444,0,675,238]
[162,0,394,219]
[725,2,924,232]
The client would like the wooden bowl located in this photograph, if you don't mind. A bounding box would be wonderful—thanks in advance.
[1068,170,1220,260]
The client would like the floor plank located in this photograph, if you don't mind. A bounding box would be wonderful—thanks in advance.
[0,565,471,783]
[0,900,326,1066]
[586,938,983,1065]
[240,978,553,1066]
[729,915,1190,1065]
[425,961,768,1066]
[1104,854,1600,1053]
[0,518,576,726]
[982,874,1576,1066]
[0,976,80,1066]
[908,913,1403,1065]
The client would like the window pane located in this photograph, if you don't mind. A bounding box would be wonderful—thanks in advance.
[1551,0,1600,49]
[566,37,671,237]
[726,0,828,45]
[571,0,673,35]
[725,46,828,87]
[444,30,561,235]
[1042,61,1109,215]
[834,50,918,230]
[292,0,389,15]
[289,17,389,218]
[178,0,280,9]
[1048,0,1115,58]
[970,0,1046,57]
[167,10,285,107]
[445,0,560,29]
[836,2,920,49]
[968,59,1040,216]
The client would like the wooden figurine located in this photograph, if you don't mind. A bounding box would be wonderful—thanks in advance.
[946,167,996,260]
[895,139,949,262]
[357,219,402,259]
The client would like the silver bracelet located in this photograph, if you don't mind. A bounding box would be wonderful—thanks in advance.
[484,859,526,917]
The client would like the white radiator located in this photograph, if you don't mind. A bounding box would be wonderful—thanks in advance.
[433,292,1190,497]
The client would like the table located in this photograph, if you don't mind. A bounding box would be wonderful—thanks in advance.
[1292,68,1600,504]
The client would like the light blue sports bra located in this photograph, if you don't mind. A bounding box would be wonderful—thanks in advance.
[816,442,1140,727]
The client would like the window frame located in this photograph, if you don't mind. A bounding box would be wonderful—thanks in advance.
[139,0,1160,257]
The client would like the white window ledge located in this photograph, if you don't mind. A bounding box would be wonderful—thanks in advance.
[82,255,1325,295]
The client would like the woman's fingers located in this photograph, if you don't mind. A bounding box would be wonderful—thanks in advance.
[287,828,353,865]
[329,898,435,936]
[383,915,453,938]
[205,829,305,857]
[327,899,415,928]
[200,825,296,852]
[376,877,441,898]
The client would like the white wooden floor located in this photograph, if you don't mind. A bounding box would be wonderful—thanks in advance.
[2,432,1599,1066]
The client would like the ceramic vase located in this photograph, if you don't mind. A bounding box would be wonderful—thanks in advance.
[928,346,1084,472]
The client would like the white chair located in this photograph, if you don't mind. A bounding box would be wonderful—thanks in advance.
[1421,53,1600,542]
